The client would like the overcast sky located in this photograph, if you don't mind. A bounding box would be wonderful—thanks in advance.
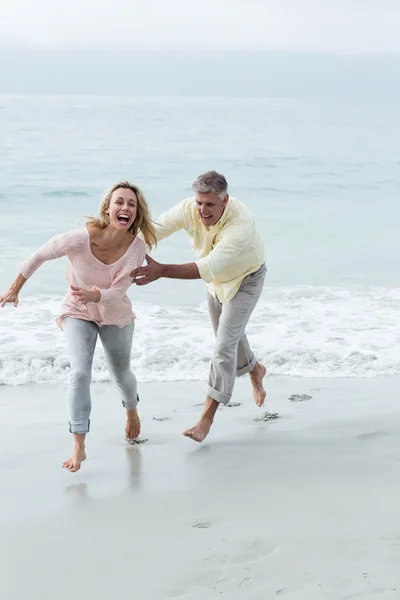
[1,0,400,54]
[1,1,399,95]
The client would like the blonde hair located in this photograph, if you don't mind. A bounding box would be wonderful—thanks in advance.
[86,181,157,250]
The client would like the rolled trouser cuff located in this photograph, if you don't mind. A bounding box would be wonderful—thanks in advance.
[122,393,139,411]
[69,419,90,434]
[205,384,231,405]
[237,356,256,377]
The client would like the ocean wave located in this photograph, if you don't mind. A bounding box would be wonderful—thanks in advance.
[41,190,91,198]
[1,286,400,385]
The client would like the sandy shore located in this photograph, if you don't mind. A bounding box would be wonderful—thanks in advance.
[1,375,400,599]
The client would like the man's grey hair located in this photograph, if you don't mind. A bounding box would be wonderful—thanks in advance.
[192,171,228,199]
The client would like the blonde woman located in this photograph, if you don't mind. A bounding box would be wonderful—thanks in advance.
[0,182,156,472]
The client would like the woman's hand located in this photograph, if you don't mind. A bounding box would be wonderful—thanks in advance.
[0,289,19,308]
[70,285,101,305]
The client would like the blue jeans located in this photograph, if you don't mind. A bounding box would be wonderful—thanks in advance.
[63,317,138,434]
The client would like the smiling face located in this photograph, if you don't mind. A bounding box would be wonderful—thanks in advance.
[195,192,229,227]
[107,187,138,230]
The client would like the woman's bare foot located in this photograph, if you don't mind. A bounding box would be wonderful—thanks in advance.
[250,362,267,407]
[183,416,213,443]
[62,447,86,472]
[62,433,86,472]
[125,409,141,441]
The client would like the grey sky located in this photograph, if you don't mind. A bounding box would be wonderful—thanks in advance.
[1,0,400,54]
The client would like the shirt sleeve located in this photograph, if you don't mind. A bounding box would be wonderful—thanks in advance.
[93,273,134,307]
[20,230,84,279]
[153,199,191,242]
[195,226,250,284]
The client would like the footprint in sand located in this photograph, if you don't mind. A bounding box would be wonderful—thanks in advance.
[289,394,312,402]
[204,539,276,567]
[152,417,171,422]
[254,412,279,422]
[193,402,241,408]
[186,539,276,595]
[126,437,148,445]
[192,519,213,529]
[230,539,277,565]
[355,430,388,440]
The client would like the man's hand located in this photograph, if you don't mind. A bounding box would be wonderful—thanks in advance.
[70,285,101,305]
[131,255,164,286]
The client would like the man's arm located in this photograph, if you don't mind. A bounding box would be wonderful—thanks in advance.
[131,224,253,286]
[152,199,191,242]
[131,255,200,285]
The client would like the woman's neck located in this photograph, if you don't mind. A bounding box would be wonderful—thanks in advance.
[96,225,133,247]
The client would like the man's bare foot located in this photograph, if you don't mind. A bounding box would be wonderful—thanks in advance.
[250,362,267,407]
[62,447,86,472]
[125,409,141,441]
[183,417,213,443]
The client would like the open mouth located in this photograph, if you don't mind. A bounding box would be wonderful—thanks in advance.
[202,214,212,223]
[117,214,130,225]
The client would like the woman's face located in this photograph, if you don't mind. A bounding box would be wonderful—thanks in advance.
[107,188,138,231]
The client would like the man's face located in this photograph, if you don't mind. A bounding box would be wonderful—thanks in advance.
[195,192,229,227]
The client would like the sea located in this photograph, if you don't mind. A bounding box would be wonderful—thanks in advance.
[1,95,400,385]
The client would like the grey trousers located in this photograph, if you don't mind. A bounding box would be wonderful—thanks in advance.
[206,264,266,405]
[63,317,138,434]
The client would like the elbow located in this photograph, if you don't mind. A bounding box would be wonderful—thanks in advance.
[195,259,214,283]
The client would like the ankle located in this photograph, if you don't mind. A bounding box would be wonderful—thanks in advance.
[200,413,214,425]
[251,361,262,376]
[72,433,86,450]
[195,397,219,426]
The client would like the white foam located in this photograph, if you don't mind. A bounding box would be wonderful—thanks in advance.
[1,286,400,385]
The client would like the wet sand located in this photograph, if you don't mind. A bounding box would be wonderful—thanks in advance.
[1,376,400,599]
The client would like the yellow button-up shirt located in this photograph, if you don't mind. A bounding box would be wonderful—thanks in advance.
[154,196,265,302]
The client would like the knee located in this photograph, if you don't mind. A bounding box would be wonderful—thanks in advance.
[214,322,242,357]
[213,340,236,365]
[70,368,91,388]
[114,366,136,387]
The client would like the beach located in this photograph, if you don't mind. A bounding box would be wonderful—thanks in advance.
[2,375,400,599]
[1,93,400,599]
[1,3,400,595]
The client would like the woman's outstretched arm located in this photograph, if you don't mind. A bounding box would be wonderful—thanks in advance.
[0,230,84,308]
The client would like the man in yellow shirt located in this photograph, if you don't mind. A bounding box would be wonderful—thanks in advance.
[132,171,267,442]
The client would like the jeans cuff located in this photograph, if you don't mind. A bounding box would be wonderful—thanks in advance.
[69,419,90,434]
[123,394,139,410]
[205,384,231,405]
[237,356,256,377]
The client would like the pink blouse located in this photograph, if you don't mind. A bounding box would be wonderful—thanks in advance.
[20,228,146,328]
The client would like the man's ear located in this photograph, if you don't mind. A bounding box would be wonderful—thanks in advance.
[223,194,229,207]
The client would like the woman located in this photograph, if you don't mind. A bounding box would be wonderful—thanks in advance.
[0,181,156,472]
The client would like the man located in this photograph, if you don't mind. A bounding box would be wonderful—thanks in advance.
[131,171,267,443]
